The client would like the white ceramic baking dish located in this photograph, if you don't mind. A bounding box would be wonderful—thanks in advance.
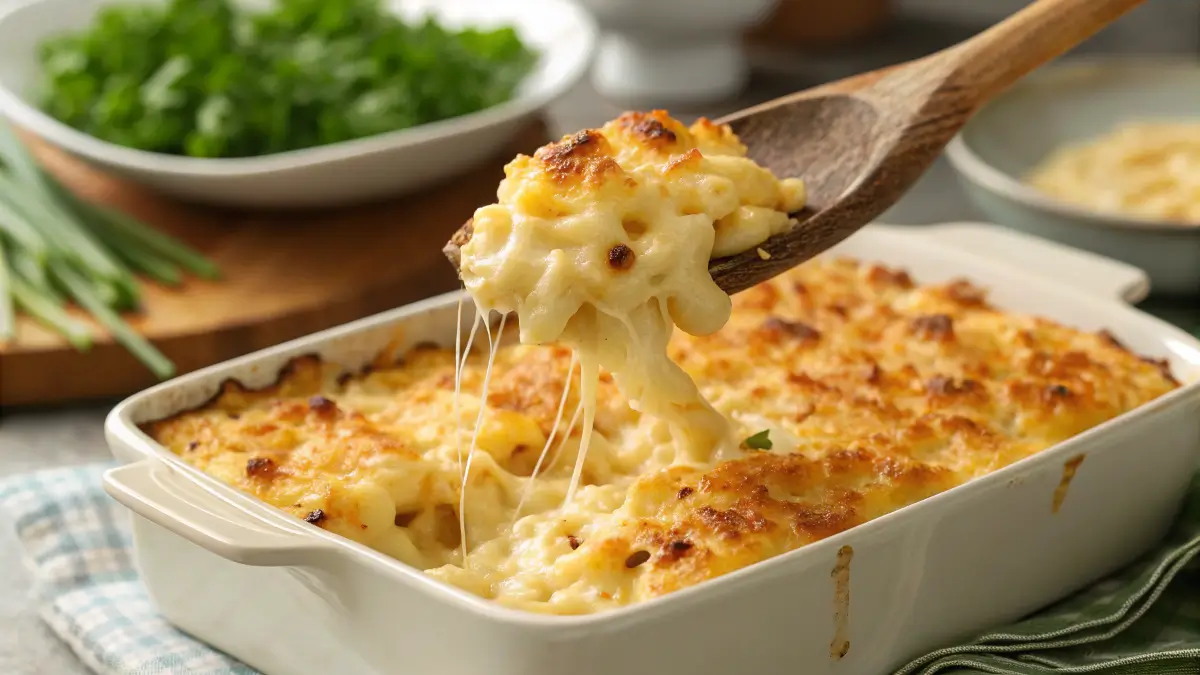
[103,222,1200,675]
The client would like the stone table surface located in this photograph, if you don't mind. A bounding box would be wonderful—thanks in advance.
[3,15,1199,675]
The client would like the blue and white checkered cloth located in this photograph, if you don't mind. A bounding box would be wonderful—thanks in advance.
[0,463,258,675]
[3,462,1200,675]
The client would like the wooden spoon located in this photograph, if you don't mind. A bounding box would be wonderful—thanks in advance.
[445,0,1145,295]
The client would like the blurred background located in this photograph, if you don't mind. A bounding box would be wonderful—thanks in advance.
[558,0,1200,223]
[1,1,1199,672]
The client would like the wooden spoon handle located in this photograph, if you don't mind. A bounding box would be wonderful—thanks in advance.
[944,0,1146,100]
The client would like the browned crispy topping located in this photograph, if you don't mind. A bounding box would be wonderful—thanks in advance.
[864,264,914,289]
[304,509,326,525]
[624,550,651,568]
[245,457,277,479]
[143,253,1182,613]
[1140,356,1180,386]
[608,243,635,271]
[542,130,599,159]
[627,117,676,144]
[663,148,703,173]
[945,279,987,306]
[186,441,199,452]
[658,539,694,564]
[535,130,621,184]
[1045,384,1072,400]
[486,350,577,435]
[308,395,338,417]
[761,317,821,341]
[695,505,770,539]
[911,314,955,341]
[865,363,882,384]
[793,502,857,540]
[244,423,279,436]
[926,375,978,396]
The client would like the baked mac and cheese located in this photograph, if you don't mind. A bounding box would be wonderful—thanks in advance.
[458,111,807,498]
[146,259,1177,614]
[144,111,1178,615]
[1027,121,1200,224]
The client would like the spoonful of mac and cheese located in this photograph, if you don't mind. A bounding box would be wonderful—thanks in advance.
[446,0,1144,297]
[448,112,805,498]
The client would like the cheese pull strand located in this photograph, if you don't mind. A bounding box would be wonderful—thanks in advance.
[512,352,578,526]
[457,311,505,560]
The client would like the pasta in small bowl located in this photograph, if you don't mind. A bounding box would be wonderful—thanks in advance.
[945,57,1200,296]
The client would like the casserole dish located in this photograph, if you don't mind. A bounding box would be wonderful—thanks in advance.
[103,221,1200,675]
[0,0,596,208]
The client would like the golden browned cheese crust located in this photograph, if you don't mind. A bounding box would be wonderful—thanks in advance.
[144,259,1178,614]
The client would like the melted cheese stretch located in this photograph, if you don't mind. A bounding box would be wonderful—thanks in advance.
[458,111,807,470]
[146,259,1179,615]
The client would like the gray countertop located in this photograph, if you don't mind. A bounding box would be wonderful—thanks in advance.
[1,13,1196,675]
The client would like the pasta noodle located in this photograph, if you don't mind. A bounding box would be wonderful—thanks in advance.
[1027,121,1200,224]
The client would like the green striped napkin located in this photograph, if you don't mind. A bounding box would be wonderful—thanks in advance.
[896,475,1200,674]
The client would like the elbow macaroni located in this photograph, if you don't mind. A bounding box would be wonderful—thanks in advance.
[143,111,1178,616]
[459,111,807,469]
[1027,121,1200,224]
[147,260,1178,614]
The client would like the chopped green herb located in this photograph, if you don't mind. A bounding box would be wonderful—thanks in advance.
[52,262,175,379]
[0,120,219,376]
[743,429,773,450]
[10,276,93,350]
[0,235,14,340]
[36,0,539,159]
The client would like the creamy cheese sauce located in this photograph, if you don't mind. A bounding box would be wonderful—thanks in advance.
[458,111,807,507]
[1027,120,1200,224]
[152,258,1179,615]
[149,113,1178,617]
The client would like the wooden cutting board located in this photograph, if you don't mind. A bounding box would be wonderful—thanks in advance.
[0,120,551,407]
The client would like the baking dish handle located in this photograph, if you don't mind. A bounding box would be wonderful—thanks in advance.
[104,459,332,567]
[916,221,1151,304]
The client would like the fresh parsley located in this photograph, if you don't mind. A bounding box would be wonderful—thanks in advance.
[36,0,539,158]
[742,429,773,450]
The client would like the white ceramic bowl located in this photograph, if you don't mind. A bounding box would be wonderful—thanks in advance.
[0,0,597,208]
[577,0,777,105]
[945,57,1200,297]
